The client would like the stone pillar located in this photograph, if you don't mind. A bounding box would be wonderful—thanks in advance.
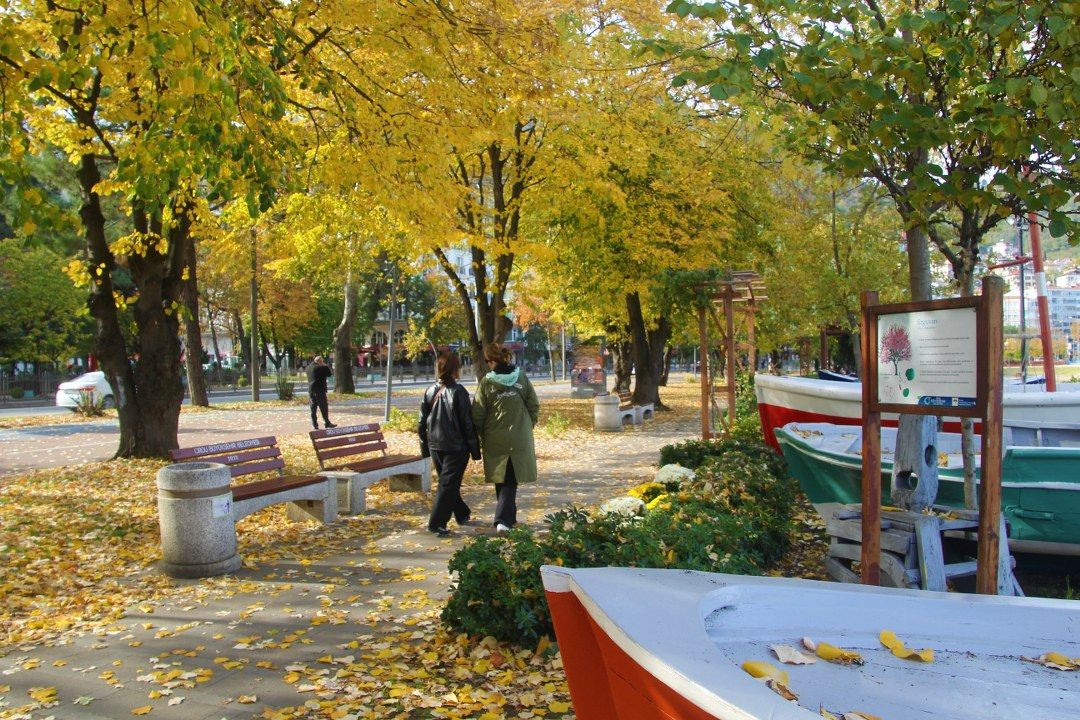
[156,461,242,578]
[593,393,622,432]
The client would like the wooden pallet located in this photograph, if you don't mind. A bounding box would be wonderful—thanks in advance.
[825,504,1023,596]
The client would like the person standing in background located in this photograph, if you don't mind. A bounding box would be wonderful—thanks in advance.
[471,343,540,532]
[307,355,336,429]
[418,352,481,537]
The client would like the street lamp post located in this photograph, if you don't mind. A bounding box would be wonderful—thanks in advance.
[250,227,260,402]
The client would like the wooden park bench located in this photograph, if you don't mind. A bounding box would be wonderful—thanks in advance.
[170,437,337,524]
[310,423,431,515]
[618,390,654,425]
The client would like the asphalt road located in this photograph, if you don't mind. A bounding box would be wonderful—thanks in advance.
[0,376,564,475]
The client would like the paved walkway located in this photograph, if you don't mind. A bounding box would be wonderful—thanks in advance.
[0,409,695,719]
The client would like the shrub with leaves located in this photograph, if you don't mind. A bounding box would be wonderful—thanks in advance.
[274,373,295,401]
[659,435,787,479]
[443,531,550,645]
[444,441,797,645]
[73,389,107,417]
[539,411,571,437]
[383,406,417,432]
[685,456,796,566]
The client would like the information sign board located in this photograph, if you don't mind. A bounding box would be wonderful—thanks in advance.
[875,306,978,409]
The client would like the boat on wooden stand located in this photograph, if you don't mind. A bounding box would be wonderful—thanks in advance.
[775,421,1080,555]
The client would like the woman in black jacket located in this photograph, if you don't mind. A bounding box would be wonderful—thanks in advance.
[418,352,481,537]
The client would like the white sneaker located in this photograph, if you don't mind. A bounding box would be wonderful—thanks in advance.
[496,523,511,533]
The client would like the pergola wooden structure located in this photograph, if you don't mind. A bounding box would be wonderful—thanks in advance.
[697,271,767,439]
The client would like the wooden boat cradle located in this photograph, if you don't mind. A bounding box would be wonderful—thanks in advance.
[826,504,1024,596]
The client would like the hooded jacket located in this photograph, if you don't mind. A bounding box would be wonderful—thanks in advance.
[471,364,540,484]
[418,380,481,459]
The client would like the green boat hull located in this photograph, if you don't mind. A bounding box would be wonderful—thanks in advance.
[776,427,1080,549]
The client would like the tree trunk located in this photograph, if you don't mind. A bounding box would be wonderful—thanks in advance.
[612,338,633,393]
[78,155,187,457]
[180,218,209,407]
[956,257,979,509]
[626,292,671,409]
[206,301,223,383]
[232,309,250,371]
[659,345,673,386]
[892,221,939,508]
[333,273,359,394]
[548,330,557,383]
[77,154,140,456]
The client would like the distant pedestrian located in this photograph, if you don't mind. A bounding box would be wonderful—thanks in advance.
[307,356,336,429]
[418,352,480,537]
[471,343,540,532]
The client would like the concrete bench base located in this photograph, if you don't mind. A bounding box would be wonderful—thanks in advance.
[318,460,431,516]
[233,477,337,524]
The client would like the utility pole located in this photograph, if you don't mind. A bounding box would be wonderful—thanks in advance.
[384,265,399,421]
[250,227,260,402]
[560,324,566,381]
[1024,167,1057,391]
[1018,219,1028,385]
[1028,213,1057,391]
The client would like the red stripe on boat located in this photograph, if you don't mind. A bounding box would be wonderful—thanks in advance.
[546,589,718,720]
[757,402,971,451]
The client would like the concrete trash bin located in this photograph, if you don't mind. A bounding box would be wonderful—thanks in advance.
[156,461,242,578]
[593,393,622,432]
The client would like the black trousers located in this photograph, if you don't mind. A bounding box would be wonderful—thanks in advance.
[428,449,471,531]
[494,458,518,528]
[310,391,330,427]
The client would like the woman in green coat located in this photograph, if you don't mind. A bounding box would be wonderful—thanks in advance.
[471,343,540,532]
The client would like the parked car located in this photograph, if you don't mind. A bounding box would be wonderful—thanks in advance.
[55,371,115,410]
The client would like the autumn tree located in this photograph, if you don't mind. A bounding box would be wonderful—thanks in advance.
[0,0,298,456]
[0,238,93,364]
[757,170,908,363]
[667,0,1079,295]
[666,0,1078,502]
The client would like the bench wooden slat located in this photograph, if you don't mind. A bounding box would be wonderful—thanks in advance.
[228,457,286,478]
[170,436,277,461]
[313,435,385,452]
[231,474,326,502]
[310,423,381,440]
[324,453,424,473]
[197,446,281,467]
[317,441,388,463]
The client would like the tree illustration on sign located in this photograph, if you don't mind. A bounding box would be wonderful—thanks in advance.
[880,324,912,375]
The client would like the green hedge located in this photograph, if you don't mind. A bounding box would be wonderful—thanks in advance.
[442,436,795,645]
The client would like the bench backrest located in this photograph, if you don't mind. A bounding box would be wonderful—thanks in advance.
[170,436,285,479]
[310,423,387,469]
[618,390,632,403]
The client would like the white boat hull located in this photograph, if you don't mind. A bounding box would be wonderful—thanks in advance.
[756,374,1080,449]
[543,566,1080,719]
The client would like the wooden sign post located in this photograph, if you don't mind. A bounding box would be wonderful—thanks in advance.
[860,276,1004,593]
